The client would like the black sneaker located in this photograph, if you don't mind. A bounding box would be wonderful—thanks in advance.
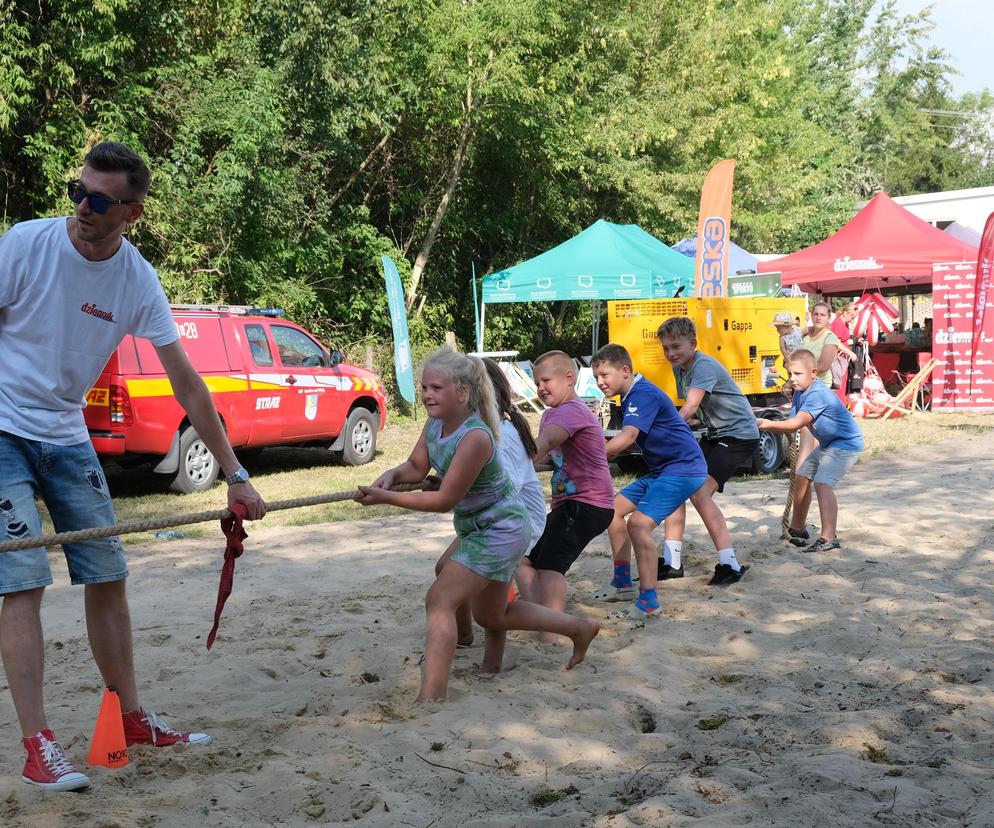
[708,563,749,586]
[803,537,841,554]
[658,563,684,580]
[787,527,810,547]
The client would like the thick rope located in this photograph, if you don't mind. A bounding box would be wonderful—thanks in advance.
[780,430,800,539]
[0,483,423,554]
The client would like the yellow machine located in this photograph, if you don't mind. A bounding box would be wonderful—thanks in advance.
[606,296,806,403]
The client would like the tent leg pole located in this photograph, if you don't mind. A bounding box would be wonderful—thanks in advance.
[479,302,486,352]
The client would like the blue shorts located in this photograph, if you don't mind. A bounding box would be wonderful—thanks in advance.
[0,432,127,595]
[619,474,709,525]
[797,445,860,487]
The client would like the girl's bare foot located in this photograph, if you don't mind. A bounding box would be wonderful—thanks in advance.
[566,618,600,669]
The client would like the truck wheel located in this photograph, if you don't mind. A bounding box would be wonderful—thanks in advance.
[340,408,377,466]
[753,430,787,475]
[170,427,220,493]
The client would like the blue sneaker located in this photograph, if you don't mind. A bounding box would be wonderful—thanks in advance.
[632,589,662,617]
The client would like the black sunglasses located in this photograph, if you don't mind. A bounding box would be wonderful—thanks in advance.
[66,179,139,214]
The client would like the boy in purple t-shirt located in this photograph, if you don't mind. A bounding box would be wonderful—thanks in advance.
[515,351,615,642]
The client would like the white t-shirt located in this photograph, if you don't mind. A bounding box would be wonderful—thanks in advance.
[0,217,177,444]
[499,419,547,552]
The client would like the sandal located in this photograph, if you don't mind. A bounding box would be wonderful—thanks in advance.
[593,584,638,602]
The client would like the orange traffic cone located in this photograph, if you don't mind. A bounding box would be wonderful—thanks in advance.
[87,686,129,768]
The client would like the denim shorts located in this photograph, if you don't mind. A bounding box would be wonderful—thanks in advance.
[797,445,861,487]
[619,474,709,525]
[0,431,127,594]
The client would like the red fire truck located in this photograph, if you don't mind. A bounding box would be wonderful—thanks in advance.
[84,306,388,492]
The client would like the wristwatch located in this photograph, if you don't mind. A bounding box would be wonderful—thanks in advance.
[224,467,250,486]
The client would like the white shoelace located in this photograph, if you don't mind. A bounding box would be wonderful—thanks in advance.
[141,710,183,745]
[38,735,78,778]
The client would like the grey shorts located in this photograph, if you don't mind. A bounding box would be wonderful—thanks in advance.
[797,445,860,487]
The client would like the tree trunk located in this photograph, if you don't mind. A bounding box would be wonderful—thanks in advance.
[405,44,494,313]
[330,121,399,210]
[405,113,474,313]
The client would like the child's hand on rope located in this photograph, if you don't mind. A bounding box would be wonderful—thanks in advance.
[355,485,391,506]
[370,470,396,490]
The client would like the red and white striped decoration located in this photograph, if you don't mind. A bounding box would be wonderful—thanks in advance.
[851,292,899,344]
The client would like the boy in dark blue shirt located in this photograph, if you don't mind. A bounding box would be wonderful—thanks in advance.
[592,344,709,616]
[758,348,864,553]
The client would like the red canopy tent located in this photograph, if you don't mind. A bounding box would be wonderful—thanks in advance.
[759,192,978,295]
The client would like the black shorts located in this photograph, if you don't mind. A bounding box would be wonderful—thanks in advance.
[527,500,615,575]
[699,435,759,492]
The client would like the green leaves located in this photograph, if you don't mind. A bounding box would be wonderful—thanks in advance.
[1,0,989,365]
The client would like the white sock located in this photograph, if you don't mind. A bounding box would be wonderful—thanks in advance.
[719,547,740,571]
[663,540,683,569]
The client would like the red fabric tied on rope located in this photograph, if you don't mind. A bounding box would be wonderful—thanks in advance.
[207,503,248,650]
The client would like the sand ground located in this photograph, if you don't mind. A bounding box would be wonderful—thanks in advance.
[1,431,993,827]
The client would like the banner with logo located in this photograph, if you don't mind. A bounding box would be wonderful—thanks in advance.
[931,261,994,410]
[381,256,415,403]
[727,271,782,298]
[694,159,736,298]
[973,211,994,370]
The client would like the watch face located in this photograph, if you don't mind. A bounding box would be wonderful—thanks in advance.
[228,468,249,484]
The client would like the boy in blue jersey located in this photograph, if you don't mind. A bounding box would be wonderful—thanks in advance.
[757,349,864,553]
[591,344,711,617]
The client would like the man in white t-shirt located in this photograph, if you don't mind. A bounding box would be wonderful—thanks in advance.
[0,142,266,791]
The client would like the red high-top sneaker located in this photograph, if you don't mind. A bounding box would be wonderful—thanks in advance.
[122,708,212,747]
[22,730,90,791]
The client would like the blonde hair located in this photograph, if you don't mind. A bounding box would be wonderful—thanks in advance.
[787,348,817,371]
[422,347,501,439]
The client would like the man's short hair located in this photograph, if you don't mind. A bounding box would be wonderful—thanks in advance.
[591,343,632,371]
[534,350,575,375]
[83,141,150,198]
[787,348,817,371]
[656,316,696,340]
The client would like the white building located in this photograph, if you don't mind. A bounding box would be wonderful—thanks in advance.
[890,186,994,232]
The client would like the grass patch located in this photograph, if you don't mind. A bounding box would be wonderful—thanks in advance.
[530,785,578,808]
[695,714,729,731]
[861,743,891,764]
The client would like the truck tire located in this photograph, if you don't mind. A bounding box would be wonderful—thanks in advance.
[340,408,377,466]
[753,430,787,475]
[170,427,220,493]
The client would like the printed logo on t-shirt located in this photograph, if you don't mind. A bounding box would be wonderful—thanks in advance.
[627,405,638,415]
[550,449,577,496]
[80,302,117,323]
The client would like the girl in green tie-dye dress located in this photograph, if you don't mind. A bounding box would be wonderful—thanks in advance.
[356,348,600,702]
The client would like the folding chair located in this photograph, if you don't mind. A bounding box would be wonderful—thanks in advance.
[889,352,933,411]
[867,358,937,419]
[499,361,545,412]
[574,365,609,425]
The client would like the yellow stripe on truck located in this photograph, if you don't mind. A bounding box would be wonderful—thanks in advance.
[126,376,267,397]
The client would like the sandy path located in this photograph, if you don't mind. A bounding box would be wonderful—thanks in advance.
[1,432,993,827]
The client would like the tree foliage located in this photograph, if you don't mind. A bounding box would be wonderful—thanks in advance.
[2,0,991,371]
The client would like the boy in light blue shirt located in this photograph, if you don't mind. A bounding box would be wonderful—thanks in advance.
[757,349,864,553]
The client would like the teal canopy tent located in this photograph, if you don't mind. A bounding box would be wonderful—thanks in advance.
[478,220,694,353]
[481,220,695,304]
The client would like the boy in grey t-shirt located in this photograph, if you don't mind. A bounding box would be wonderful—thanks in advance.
[655,317,760,586]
